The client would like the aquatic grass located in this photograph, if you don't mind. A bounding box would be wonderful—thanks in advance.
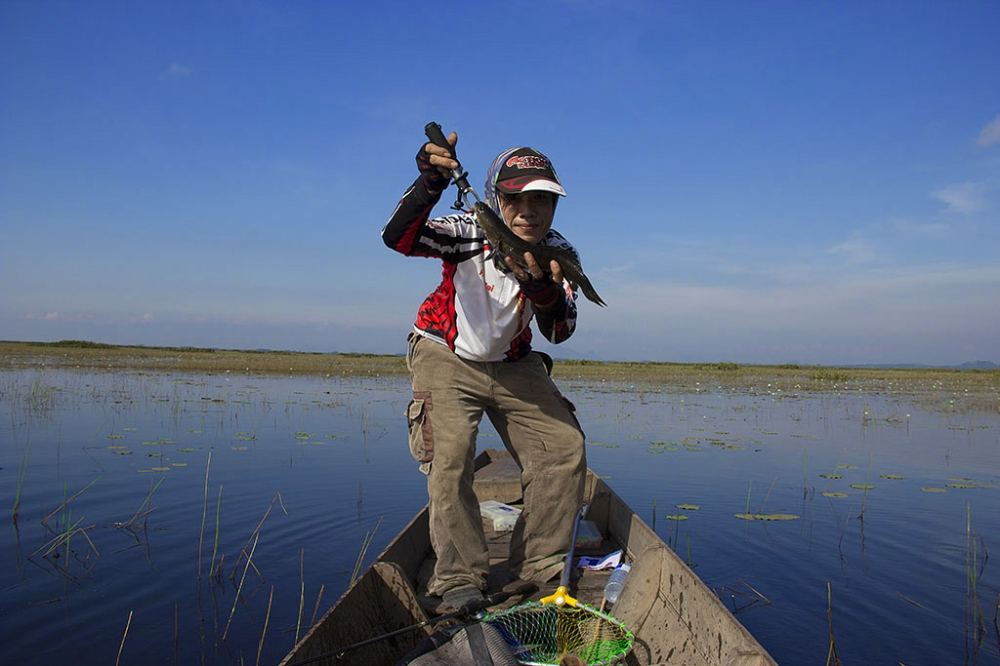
[965,503,988,659]
[116,610,133,666]
[351,516,383,585]
[40,475,100,528]
[826,582,842,666]
[197,451,212,580]
[295,549,305,645]
[209,485,223,579]
[223,531,259,640]
[309,584,326,628]
[116,477,165,530]
[226,492,289,585]
[256,585,274,666]
[11,439,31,523]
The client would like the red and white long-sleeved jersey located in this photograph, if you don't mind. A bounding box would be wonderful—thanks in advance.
[382,177,578,362]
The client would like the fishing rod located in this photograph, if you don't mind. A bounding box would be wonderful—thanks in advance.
[285,582,537,665]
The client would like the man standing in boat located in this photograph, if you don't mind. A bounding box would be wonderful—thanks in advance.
[382,127,588,610]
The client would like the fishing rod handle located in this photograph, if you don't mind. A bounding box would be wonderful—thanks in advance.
[424,121,475,209]
[424,121,457,161]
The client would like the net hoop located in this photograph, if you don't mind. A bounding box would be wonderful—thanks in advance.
[482,600,634,666]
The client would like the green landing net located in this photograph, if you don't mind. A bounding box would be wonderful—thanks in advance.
[482,600,634,666]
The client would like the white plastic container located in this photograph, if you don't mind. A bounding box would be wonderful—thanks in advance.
[603,563,631,604]
[479,500,522,531]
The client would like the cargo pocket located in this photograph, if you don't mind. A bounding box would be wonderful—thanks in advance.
[560,395,585,438]
[406,391,434,463]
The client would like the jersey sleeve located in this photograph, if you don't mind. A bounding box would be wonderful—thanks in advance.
[382,178,482,261]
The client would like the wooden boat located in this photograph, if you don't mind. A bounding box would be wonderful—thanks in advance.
[281,449,776,665]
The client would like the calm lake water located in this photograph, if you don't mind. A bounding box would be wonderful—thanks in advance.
[1,368,998,665]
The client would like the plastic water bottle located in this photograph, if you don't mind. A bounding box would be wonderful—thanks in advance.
[603,563,631,604]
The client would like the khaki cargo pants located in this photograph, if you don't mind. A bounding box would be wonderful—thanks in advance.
[405,333,586,596]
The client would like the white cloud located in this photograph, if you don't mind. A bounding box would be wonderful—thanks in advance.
[977,113,1000,147]
[161,63,191,80]
[827,236,877,264]
[932,182,986,214]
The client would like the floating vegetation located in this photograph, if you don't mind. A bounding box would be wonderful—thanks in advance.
[171,462,187,468]
[648,440,680,454]
[675,503,701,511]
[819,473,843,480]
[709,439,743,451]
[150,467,171,472]
[107,434,125,440]
[850,483,875,491]
[178,447,195,453]
[734,513,800,521]
[109,445,132,456]
[921,487,948,493]
[666,514,688,521]
[234,432,256,441]
[947,481,978,489]
[879,474,905,480]
[836,464,859,470]
[589,440,620,449]
[822,492,848,499]
[294,432,311,440]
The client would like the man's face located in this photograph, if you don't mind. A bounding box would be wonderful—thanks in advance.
[498,191,556,244]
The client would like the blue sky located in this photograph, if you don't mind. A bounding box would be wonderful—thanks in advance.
[2,1,999,365]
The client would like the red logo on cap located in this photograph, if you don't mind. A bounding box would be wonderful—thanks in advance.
[505,155,550,170]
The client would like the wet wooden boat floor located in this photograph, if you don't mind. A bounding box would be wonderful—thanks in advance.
[415,513,618,616]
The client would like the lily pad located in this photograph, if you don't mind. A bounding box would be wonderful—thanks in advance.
[589,441,620,449]
[850,483,875,490]
[822,492,848,498]
[675,503,701,511]
[819,473,843,480]
[836,464,859,470]
[734,513,800,521]
[178,447,195,453]
[921,487,947,493]
[665,514,688,521]
[947,481,977,489]
[879,474,905,480]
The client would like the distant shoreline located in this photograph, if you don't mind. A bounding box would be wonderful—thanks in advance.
[2,340,997,392]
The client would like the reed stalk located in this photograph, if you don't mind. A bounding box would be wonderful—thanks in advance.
[40,475,99,528]
[12,440,31,523]
[256,585,274,666]
[223,531,259,640]
[825,582,842,666]
[295,548,305,644]
[965,503,986,655]
[309,584,326,627]
[209,485,223,579]
[198,451,212,579]
[118,477,165,530]
[116,610,133,666]
[351,517,382,585]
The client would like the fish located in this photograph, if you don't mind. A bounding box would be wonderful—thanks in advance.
[473,202,607,307]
